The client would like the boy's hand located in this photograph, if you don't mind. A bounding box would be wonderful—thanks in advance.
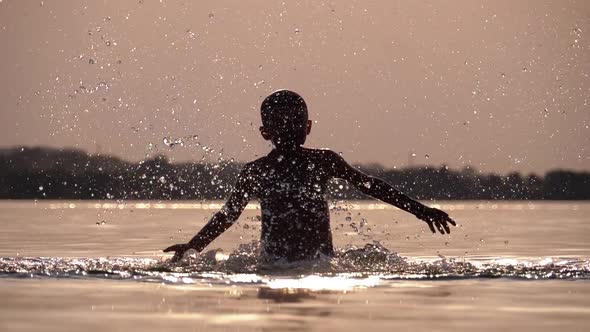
[163,243,191,262]
[416,207,457,234]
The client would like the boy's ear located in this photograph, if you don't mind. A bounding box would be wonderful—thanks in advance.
[260,126,272,140]
[306,120,312,135]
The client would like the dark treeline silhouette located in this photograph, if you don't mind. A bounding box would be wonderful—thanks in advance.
[1,146,589,200]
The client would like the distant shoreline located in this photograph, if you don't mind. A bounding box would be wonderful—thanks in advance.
[1,146,589,200]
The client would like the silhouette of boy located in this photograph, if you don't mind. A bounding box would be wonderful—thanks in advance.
[164,90,456,262]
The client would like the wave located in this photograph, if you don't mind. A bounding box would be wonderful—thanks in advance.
[1,242,589,287]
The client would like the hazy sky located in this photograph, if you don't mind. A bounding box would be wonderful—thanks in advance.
[0,0,588,174]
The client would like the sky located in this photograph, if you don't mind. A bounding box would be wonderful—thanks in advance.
[0,0,588,174]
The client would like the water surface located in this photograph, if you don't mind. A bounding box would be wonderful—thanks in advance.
[0,201,589,331]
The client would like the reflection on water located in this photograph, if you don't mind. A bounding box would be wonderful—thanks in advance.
[258,287,317,303]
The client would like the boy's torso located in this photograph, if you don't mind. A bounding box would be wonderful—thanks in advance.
[246,148,335,260]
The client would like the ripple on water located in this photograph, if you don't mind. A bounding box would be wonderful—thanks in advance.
[0,242,588,287]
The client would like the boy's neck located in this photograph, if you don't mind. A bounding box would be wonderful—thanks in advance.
[271,145,303,153]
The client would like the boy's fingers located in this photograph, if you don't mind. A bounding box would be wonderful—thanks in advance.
[442,222,451,234]
[427,221,436,234]
[163,244,181,252]
[447,217,457,226]
[436,222,445,234]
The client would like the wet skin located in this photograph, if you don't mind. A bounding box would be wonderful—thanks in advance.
[164,147,456,262]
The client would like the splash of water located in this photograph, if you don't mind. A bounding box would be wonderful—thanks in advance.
[1,242,588,287]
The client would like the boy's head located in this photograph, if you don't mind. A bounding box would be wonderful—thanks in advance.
[260,90,312,149]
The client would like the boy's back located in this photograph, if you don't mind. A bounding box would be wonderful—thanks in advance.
[244,147,336,260]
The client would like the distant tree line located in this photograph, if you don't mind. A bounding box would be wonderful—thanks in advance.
[0,147,589,200]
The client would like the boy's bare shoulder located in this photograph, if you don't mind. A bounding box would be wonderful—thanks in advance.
[301,147,342,162]
[241,148,343,175]
[241,154,271,173]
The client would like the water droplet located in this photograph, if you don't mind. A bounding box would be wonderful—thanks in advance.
[522,67,528,72]
[360,218,368,227]
[294,28,300,33]
[163,137,173,147]
[186,29,196,39]
[88,58,96,64]
[425,154,430,159]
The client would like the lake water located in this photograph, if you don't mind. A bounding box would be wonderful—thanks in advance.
[0,200,589,331]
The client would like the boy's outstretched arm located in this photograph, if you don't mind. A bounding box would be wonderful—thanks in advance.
[163,165,254,262]
[326,151,456,234]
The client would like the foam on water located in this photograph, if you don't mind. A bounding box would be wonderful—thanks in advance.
[1,242,588,288]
